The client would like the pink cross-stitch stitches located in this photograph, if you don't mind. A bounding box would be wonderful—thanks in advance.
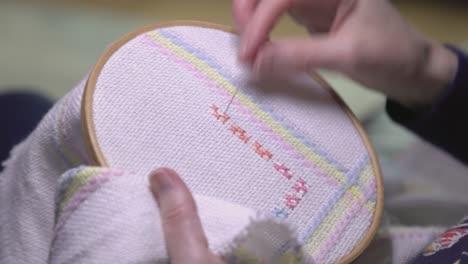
[292,178,308,195]
[211,104,230,124]
[273,161,293,180]
[252,141,273,160]
[229,124,251,143]
[285,194,301,210]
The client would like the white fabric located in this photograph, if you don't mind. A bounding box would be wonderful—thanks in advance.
[0,24,381,264]
[49,167,304,264]
[0,57,305,264]
[0,79,89,263]
[92,27,379,263]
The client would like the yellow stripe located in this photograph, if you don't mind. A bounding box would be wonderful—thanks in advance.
[365,200,375,211]
[348,186,362,199]
[148,31,346,183]
[58,167,104,214]
[304,194,351,254]
[304,165,375,254]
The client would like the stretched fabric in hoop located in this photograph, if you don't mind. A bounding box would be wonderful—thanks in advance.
[0,22,383,264]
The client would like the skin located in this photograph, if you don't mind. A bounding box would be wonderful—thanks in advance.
[235,0,458,108]
[150,168,225,264]
[151,1,460,262]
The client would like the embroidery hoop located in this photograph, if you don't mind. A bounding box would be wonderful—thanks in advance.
[81,21,383,264]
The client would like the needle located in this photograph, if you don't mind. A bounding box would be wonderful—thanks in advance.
[223,87,238,115]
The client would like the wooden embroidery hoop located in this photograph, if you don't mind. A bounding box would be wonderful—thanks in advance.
[81,21,383,264]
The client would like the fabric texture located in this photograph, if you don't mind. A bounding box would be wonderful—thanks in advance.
[0,79,89,264]
[51,166,304,264]
[0,25,381,264]
[91,26,380,263]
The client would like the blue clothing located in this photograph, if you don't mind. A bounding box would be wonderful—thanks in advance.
[411,218,468,264]
[387,46,468,263]
[0,91,53,171]
[387,45,468,165]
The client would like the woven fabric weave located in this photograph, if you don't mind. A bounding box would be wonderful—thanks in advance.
[50,166,305,264]
[0,24,381,264]
[90,25,380,263]
[0,79,89,263]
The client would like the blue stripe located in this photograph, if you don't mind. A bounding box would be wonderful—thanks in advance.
[157,28,348,173]
[298,155,369,244]
[55,165,88,217]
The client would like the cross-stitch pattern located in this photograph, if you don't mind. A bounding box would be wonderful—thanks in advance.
[0,23,383,264]
[211,104,309,218]
[50,166,310,264]
[86,24,382,264]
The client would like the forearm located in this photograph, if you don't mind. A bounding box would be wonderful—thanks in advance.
[387,45,468,164]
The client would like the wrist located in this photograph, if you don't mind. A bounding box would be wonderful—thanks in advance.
[402,40,458,108]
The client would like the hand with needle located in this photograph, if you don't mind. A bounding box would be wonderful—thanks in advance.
[149,1,467,263]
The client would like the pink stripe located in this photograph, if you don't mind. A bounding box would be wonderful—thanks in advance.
[55,169,126,233]
[313,179,376,262]
[142,34,338,188]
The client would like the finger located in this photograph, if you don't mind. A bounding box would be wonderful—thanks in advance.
[240,0,292,62]
[330,0,357,32]
[289,0,341,33]
[150,168,209,263]
[232,0,258,32]
[253,36,343,76]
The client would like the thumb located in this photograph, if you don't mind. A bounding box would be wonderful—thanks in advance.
[150,168,213,263]
[253,36,344,76]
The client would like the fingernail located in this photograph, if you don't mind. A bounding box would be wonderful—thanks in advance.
[240,38,249,60]
[150,168,174,195]
[253,58,262,78]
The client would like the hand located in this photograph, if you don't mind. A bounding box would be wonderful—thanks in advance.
[149,168,225,264]
[233,0,458,108]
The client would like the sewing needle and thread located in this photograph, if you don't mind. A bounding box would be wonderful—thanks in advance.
[223,87,239,115]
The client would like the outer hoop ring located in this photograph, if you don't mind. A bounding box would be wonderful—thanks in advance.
[81,21,383,264]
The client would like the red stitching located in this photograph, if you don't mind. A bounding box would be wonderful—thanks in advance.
[253,141,273,160]
[229,124,251,143]
[211,104,230,124]
[285,193,301,210]
[273,161,293,180]
[210,104,309,216]
[293,178,308,195]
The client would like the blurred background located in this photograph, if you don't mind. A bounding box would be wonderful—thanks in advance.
[1,0,467,226]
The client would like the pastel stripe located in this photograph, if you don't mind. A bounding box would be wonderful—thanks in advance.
[146,30,347,184]
[142,34,339,188]
[55,169,126,232]
[313,176,376,262]
[56,166,88,204]
[57,167,104,216]
[55,166,89,222]
[159,28,348,174]
[317,205,373,263]
[298,155,370,244]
